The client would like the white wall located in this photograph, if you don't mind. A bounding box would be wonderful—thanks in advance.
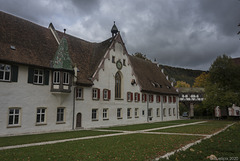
[0,65,73,136]
[75,42,179,129]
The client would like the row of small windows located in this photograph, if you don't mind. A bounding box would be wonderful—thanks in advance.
[1,63,71,86]
[91,107,176,121]
[7,107,65,127]
[76,87,176,103]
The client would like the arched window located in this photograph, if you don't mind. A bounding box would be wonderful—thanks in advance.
[115,72,121,99]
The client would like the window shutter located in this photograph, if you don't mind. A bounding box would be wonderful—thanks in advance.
[131,93,133,101]
[138,93,140,101]
[144,94,147,102]
[28,67,34,83]
[108,90,111,100]
[44,70,49,85]
[97,89,100,99]
[11,65,18,82]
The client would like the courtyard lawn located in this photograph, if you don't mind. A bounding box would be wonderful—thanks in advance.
[0,130,117,147]
[159,122,240,161]
[152,120,232,134]
[0,133,202,161]
[99,119,201,131]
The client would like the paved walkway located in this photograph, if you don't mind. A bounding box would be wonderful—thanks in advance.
[0,120,233,160]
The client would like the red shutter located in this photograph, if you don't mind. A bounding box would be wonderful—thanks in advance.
[131,93,133,101]
[151,95,154,102]
[138,93,140,101]
[145,94,147,102]
[108,90,111,100]
[97,89,100,99]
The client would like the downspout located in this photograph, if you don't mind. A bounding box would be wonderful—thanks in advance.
[147,94,149,122]
[176,96,179,119]
[161,95,163,121]
[72,65,78,130]
[72,87,75,130]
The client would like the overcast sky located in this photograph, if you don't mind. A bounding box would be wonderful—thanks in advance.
[1,0,240,70]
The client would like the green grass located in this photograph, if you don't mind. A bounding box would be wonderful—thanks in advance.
[0,134,202,161]
[99,119,201,131]
[159,122,240,161]
[0,130,117,147]
[152,120,232,134]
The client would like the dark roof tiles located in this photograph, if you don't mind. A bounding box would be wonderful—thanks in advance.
[128,56,178,95]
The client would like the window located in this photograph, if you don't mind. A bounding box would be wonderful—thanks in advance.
[142,110,145,116]
[173,108,176,116]
[92,109,98,120]
[135,108,139,118]
[169,108,171,116]
[163,96,167,103]
[115,72,121,99]
[0,64,11,81]
[156,95,161,103]
[149,95,154,103]
[63,72,69,84]
[92,88,100,100]
[127,108,131,118]
[173,96,176,103]
[123,59,126,66]
[134,93,140,102]
[103,89,111,101]
[142,94,147,103]
[57,107,65,122]
[168,96,172,103]
[103,109,109,120]
[28,68,49,85]
[8,108,20,126]
[127,92,133,102]
[53,71,60,84]
[148,108,152,117]
[163,108,166,117]
[112,56,115,63]
[76,87,83,99]
[117,108,122,119]
[33,69,44,84]
[36,108,46,124]
[157,108,160,117]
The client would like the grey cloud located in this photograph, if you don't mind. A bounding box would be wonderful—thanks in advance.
[0,0,239,70]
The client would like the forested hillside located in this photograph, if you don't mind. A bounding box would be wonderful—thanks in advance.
[132,53,206,86]
[158,64,205,86]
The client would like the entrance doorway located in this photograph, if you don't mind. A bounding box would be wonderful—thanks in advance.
[76,113,82,128]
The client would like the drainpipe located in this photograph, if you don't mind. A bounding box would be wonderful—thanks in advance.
[147,94,149,122]
[161,95,163,121]
[176,96,179,119]
[72,65,78,130]
[72,87,76,130]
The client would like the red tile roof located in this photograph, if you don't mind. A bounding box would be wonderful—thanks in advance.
[0,11,178,95]
[128,56,178,95]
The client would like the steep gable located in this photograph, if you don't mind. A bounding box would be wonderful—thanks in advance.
[128,56,178,95]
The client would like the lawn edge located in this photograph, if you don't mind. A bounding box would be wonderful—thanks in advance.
[155,122,235,160]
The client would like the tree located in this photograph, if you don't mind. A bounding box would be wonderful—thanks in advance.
[175,81,190,88]
[132,52,148,60]
[193,72,209,88]
[203,55,240,115]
